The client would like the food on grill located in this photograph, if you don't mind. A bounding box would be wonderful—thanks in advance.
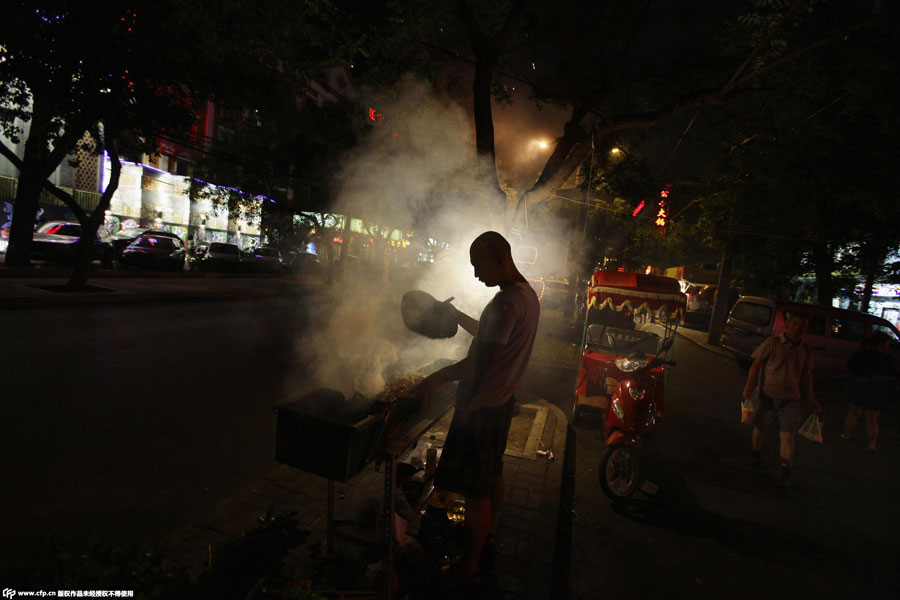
[376,374,425,404]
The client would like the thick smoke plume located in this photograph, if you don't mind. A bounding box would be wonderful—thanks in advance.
[290,75,571,402]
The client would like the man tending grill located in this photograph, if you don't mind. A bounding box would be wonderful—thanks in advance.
[409,231,540,589]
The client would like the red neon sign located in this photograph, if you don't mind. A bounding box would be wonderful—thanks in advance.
[632,199,646,218]
[368,107,384,124]
[516,246,539,265]
[655,200,668,227]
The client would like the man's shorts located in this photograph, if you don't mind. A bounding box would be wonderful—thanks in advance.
[752,394,805,434]
[433,396,515,499]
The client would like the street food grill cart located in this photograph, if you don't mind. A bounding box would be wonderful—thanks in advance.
[274,371,455,598]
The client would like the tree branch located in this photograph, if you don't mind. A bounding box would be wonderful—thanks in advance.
[0,141,25,171]
[720,0,803,97]
[732,18,878,90]
[2,137,90,222]
[41,180,88,224]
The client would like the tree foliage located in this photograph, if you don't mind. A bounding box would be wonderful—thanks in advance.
[0,0,360,283]
[679,0,900,302]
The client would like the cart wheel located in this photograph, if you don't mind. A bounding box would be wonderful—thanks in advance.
[599,445,640,500]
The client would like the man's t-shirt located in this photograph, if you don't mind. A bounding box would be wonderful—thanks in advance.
[460,281,540,408]
[752,334,814,400]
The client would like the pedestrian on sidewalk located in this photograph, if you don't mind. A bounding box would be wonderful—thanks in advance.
[742,313,821,488]
[410,231,540,588]
[841,331,898,452]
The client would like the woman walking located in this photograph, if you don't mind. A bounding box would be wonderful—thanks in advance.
[842,331,898,452]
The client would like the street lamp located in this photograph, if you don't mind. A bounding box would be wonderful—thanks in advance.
[610,147,621,155]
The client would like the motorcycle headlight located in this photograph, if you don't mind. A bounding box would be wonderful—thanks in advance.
[615,357,650,372]
[611,397,625,420]
[628,386,645,401]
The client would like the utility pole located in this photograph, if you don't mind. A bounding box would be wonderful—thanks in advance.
[581,133,595,243]
[707,197,737,346]
[707,251,733,346]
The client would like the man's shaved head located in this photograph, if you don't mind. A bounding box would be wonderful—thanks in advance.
[469,231,522,288]
[470,231,512,261]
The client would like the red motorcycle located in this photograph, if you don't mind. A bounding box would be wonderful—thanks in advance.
[573,270,685,500]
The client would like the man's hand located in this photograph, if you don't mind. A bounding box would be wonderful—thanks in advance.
[743,359,763,401]
[407,375,443,401]
[809,398,822,414]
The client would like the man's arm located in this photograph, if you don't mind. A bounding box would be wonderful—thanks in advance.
[415,356,472,393]
[743,337,773,400]
[450,304,479,336]
[743,359,763,400]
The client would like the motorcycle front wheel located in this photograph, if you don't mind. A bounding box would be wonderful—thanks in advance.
[599,445,640,500]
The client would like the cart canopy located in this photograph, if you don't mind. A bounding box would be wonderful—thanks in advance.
[587,270,686,322]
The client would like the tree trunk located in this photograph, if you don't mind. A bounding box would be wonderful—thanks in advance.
[334,215,352,282]
[858,240,887,314]
[455,0,527,226]
[4,167,44,268]
[67,143,121,290]
[3,96,59,268]
[707,251,733,346]
[860,267,876,313]
[811,241,835,305]
[472,54,506,221]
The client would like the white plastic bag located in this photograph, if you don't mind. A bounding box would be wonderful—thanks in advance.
[798,414,823,444]
[741,396,757,424]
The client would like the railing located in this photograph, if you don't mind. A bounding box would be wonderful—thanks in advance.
[0,175,101,212]
[0,176,15,202]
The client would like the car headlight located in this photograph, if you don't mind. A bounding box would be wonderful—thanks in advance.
[611,397,625,420]
[628,386,645,401]
[615,357,650,372]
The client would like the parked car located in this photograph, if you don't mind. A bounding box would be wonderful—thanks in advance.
[119,233,186,271]
[722,296,900,377]
[287,251,321,275]
[683,282,717,327]
[186,242,243,272]
[333,255,363,278]
[31,221,114,266]
[244,246,286,273]
[108,228,183,267]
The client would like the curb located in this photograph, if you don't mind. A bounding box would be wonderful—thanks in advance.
[675,328,735,359]
[641,322,735,360]
[0,288,308,310]
[0,278,327,310]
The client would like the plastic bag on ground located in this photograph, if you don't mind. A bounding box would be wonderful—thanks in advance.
[798,414,823,444]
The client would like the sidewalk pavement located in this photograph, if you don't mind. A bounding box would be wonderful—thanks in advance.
[667,323,735,359]
[160,394,569,599]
